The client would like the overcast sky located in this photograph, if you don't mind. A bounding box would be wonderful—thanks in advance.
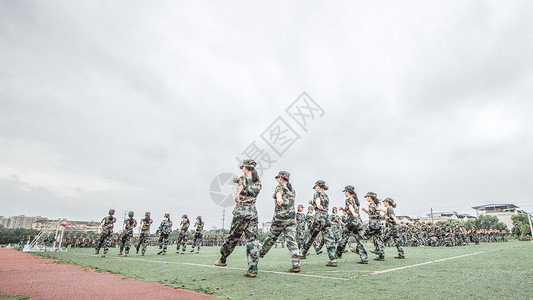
[1,1,532,231]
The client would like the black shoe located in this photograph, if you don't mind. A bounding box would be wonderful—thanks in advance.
[326,261,337,267]
[289,265,301,273]
[374,257,384,261]
[369,250,378,254]
[395,255,405,259]
[316,250,323,255]
[157,250,163,255]
[300,253,307,259]
[357,260,368,264]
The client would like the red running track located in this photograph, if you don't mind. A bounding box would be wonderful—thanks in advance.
[0,248,215,299]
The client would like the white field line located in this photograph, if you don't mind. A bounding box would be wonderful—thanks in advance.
[349,251,486,280]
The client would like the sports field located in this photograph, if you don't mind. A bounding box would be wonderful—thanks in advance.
[35,241,532,299]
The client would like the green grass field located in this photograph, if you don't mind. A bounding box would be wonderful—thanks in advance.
[35,241,532,299]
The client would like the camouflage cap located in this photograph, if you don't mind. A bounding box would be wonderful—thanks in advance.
[342,185,355,194]
[365,192,378,198]
[239,159,257,169]
[128,211,134,217]
[182,214,188,219]
[383,197,395,205]
[313,180,328,190]
[109,209,115,215]
[275,171,290,180]
[197,216,202,220]
[297,204,304,208]
[308,206,314,210]
[145,211,150,216]
[164,213,170,218]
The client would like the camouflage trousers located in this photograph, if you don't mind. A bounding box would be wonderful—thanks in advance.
[136,230,150,254]
[336,217,368,261]
[260,220,300,266]
[332,225,342,243]
[158,233,170,252]
[119,230,134,254]
[296,223,306,249]
[364,219,384,257]
[192,232,203,251]
[313,233,325,253]
[384,225,404,257]
[176,230,188,251]
[302,212,336,261]
[95,228,113,254]
[220,204,259,274]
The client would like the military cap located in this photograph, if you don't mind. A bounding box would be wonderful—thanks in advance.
[182,214,188,219]
[313,180,329,190]
[109,209,115,215]
[342,185,355,194]
[145,211,151,216]
[383,198,394,205]
[164,213,170,218]
[308,206,314,210]
[365,192,378,198]
[275,171,290,180]
[128,211,134,217]
[239,159,257,169]
[297,204,304,208]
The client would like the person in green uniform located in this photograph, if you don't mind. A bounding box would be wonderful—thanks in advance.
[300,180,337,267]
[335,185,369,263]
[215,159,261,278]
[378,198,404,259]
[259,171,301,273]
[156,213,172,255]
[362,192,385,261]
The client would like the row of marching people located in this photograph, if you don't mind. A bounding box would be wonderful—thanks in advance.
[213,159,405,278]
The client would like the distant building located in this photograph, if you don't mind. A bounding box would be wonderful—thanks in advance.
[472,204,521,230]
[397,216,416,224]
[419,211,475,224]
[1,215,45,229]
[32,219,100,232]
[65,220,100,232]
[0,216,8,227]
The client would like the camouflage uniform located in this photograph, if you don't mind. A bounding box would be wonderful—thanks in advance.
[364,194,384,259]
[335,191,368,262]
[156,216,173,254]
[136,213,153,255]
[296,209,306,249]
[301,185,336,262]
[383,203,404,258]
[191,217,204,252]
[119,212,137,255]
[176,216,190,252]
[330,210,342,244]
[304,209,314,247]
[219,172,261,275]
[259,177,300,268]
[95,211,116,255]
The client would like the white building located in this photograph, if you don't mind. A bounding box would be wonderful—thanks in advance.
[472,204,521,230]
[419,211,475,224]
